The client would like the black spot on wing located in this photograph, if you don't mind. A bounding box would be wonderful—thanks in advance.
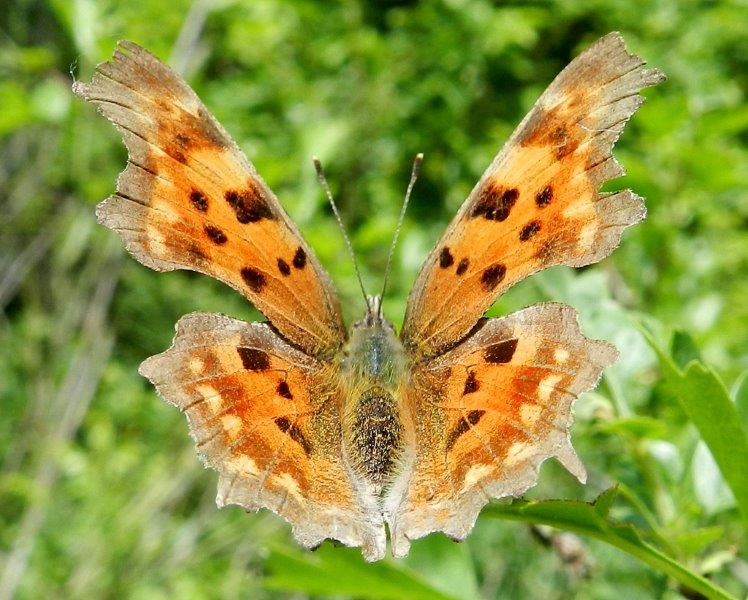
[274,417,312,455]
[277,381,293,399]
[480,264,506,292]
[439,247,454,268]
[535,186,553,208]
[277,258,291,276]
[471,185,518,221]
[237,347,270,371]
[225,185,274,223]
[484,339,518,364]
[446,410,485,451]
[463,371,479,395]
[240,267,266,292]
[190,190,208,212]
[204,224,227,244]
[292,247,307,269]
[519,220,541,241]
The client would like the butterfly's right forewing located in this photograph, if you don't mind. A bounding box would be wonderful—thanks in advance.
[74,42,345,358]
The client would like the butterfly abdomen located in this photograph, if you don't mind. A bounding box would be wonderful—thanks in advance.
[342,312,408,492]
[349,388,404,488]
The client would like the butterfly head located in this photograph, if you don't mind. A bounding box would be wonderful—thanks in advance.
[360,295,385,327]
[346,294,403,382]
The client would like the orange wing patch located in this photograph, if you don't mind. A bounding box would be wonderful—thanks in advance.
[402,32,665,357]
[390,304,617,556]
[73,42,345,358]
[140,313,386,558]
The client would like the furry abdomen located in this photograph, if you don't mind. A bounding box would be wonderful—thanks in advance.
[349,388,404,488]
[342,312,407,493]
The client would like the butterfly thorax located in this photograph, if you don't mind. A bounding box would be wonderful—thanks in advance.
[341,297,407,494]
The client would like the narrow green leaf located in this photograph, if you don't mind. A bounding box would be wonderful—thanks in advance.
[483,494,736,600]
[731,369,748,433]
[264,543,463,600]
[642,330,748,526]
[595,415,668,438]
[671,330,701,369]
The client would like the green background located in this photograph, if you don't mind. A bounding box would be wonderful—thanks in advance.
[1,0,746,598]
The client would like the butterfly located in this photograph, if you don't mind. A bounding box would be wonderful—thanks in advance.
[73,32,663,561]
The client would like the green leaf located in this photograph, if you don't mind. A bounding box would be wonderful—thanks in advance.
[731,369,748,433]
[671,330,701,369]
[401,533,480,599]
[642,330,748,526]
[264,543,466,600]
[482,491,736,600]
[675,526,725,558]
[595,415,668,439]
[594,486,618,518]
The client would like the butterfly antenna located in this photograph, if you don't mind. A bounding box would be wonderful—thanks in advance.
[313,157,370,312]
[379,153,423,316]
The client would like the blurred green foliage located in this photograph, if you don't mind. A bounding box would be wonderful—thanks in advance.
[1,0,746,598]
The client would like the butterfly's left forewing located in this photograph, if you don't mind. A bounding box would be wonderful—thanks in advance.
[401,33,664,358]
[74,42,345,358]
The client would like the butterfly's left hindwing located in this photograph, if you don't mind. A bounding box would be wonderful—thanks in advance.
[140,313,387,559]
[389,304,616,556]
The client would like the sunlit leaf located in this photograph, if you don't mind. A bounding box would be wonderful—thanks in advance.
[692,441,735,515]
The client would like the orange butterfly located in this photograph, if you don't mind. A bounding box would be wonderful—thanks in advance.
[74,32,663,561]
